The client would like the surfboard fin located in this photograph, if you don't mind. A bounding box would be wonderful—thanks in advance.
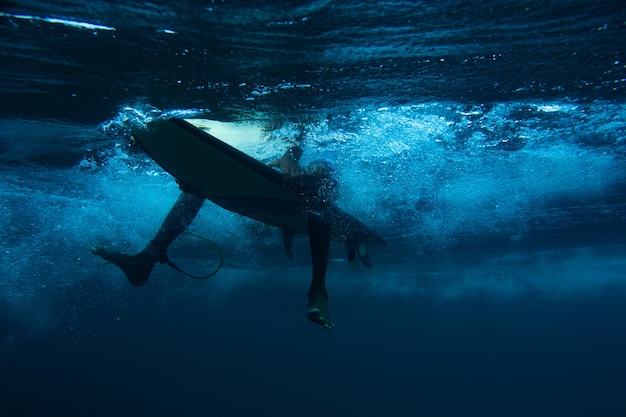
[345,238,371,269]
[282,227,296,259]
[345,242,359,269]
[91,247,158,287]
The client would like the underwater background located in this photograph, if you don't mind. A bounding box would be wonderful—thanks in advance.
[1,1,626,416]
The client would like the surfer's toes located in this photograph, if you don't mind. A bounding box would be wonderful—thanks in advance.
[91,246,106,257]
[307,308,335,330]
[91,246,120,263]
[91,247,154,287]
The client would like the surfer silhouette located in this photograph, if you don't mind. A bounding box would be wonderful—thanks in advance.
[93,145,337,329]
[92,119,384,331]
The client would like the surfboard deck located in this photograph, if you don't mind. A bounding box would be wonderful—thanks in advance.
[132,118,385,245]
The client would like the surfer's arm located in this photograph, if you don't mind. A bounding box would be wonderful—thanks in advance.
[268,146,303,177]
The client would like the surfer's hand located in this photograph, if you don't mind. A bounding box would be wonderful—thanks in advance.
[268,155,302,177]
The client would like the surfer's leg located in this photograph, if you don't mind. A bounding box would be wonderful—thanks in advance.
[306,213,335,330]
[92,191,205,286]
[148,191,205,255]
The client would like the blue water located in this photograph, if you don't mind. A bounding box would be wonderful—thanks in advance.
[1,1,626,416]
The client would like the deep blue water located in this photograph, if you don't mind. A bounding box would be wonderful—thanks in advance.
[1,1,626,416]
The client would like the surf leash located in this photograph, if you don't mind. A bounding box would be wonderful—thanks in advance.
[164,232,224,280]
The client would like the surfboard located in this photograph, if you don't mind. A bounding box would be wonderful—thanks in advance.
[131,118,385,251]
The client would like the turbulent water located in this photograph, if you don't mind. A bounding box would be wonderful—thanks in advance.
[1,1,626,416]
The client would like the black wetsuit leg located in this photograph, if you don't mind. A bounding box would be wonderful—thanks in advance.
[307,213,331,300]
[92,191,205,287]
[146,191,205,260]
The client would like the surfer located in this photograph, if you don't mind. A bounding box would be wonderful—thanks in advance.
[92,145,338,330]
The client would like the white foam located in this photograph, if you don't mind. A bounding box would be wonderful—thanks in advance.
[0,12,115,31]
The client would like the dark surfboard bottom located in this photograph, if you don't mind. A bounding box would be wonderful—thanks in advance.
[133,118,385,245]
[212,196,386,245]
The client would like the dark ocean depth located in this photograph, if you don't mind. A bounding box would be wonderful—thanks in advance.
[1,1,626,416]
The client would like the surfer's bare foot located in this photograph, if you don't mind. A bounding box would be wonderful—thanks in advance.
[307,291,335,330]
[91,247,155,287]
